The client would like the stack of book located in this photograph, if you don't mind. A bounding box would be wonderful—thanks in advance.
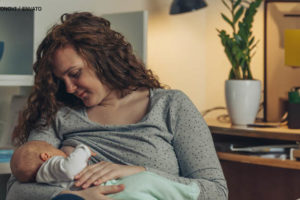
[0,148,14,163]
[229,144,298,160]
[215,142,300,160]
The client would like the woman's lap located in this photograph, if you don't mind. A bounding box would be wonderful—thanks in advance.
[52,194,84,200]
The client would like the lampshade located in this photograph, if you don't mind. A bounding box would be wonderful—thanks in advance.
[170,0,207,15]
[285,29,300,67]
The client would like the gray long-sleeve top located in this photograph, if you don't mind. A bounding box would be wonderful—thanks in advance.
[6,89,228,200]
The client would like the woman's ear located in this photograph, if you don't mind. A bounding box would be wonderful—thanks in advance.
[40,153,51,161]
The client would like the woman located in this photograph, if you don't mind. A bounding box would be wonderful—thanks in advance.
[6,12,228,200]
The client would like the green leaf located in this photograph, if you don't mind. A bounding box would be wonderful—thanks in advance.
[221,13,233,28]
[222,0,231,11]
[218,0,262,80]
[249,40,259,51]
[233,6,244,24]
[229,68,236,79]
[233,0,242,11]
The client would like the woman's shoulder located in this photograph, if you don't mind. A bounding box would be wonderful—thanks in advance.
[151,88,189,101]
[56,106,85,119]
[150,88,196,113]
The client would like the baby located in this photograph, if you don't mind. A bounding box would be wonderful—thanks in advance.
[10,141,200,200]
[10,141,94,187]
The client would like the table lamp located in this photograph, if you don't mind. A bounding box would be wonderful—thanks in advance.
[170,0,207,15]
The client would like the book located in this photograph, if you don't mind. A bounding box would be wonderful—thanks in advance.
[230,144,299,153]
[290,148,300,160]
[0,149,14,163]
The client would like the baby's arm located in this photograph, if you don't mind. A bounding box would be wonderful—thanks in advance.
[62,144,92,179]
[36,144,92,183]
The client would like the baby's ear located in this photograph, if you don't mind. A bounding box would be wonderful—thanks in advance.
[40,153,51,161]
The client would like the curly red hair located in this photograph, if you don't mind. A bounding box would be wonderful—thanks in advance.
[12,12,165,146]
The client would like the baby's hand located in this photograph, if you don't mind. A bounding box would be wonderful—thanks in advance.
[88,147,97,157]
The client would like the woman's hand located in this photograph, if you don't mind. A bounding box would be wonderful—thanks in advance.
[60,184,125,200]
[74,161,145,189]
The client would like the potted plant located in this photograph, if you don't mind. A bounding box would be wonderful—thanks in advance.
[217,0,262,125]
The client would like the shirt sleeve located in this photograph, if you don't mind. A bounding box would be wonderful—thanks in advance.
[147,91,228,200]
[6,120,65,200]
[27,120,62,148]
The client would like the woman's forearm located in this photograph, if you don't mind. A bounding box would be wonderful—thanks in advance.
[6,176,64,200]
[57,185,125,200]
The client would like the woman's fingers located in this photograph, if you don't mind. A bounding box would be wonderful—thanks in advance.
[98,184,125,195]
[74,162,145,189]
[75,164,96,179]
[75,162,111,187]
[81,164,120,188]
[75,168,95,187]
[93,170,119,186]
[81,168,113,188]
[76,161,108,179]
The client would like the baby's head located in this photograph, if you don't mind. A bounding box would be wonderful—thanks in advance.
[10,140,66,182]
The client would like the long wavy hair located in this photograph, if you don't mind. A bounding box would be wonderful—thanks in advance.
[12,12,164,146]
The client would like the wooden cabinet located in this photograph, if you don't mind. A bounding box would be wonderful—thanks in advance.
[206,118,300,200]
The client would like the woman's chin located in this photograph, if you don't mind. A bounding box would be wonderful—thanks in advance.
[83,100,97,107]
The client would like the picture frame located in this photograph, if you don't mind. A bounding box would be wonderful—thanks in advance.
[264,0,300,122]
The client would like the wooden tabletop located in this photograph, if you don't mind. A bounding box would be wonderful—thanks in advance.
[206,118,300,169]
[205,118,300,141]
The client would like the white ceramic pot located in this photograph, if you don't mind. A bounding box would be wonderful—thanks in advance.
[225,80,261,125]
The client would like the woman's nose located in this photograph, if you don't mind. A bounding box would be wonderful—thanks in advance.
[65,80,77,94]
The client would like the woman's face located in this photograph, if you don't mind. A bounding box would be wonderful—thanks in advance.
[53,45,111,107]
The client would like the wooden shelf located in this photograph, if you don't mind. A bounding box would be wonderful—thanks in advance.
[206,118,300,141]
[0,75,33,86]
[217,152,300,170]
[207,118,300,170]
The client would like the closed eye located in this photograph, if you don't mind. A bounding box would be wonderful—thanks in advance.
[69,69,82,79]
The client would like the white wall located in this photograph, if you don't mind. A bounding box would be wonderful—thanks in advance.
[0,0,148,61]
[146,0,264,117]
